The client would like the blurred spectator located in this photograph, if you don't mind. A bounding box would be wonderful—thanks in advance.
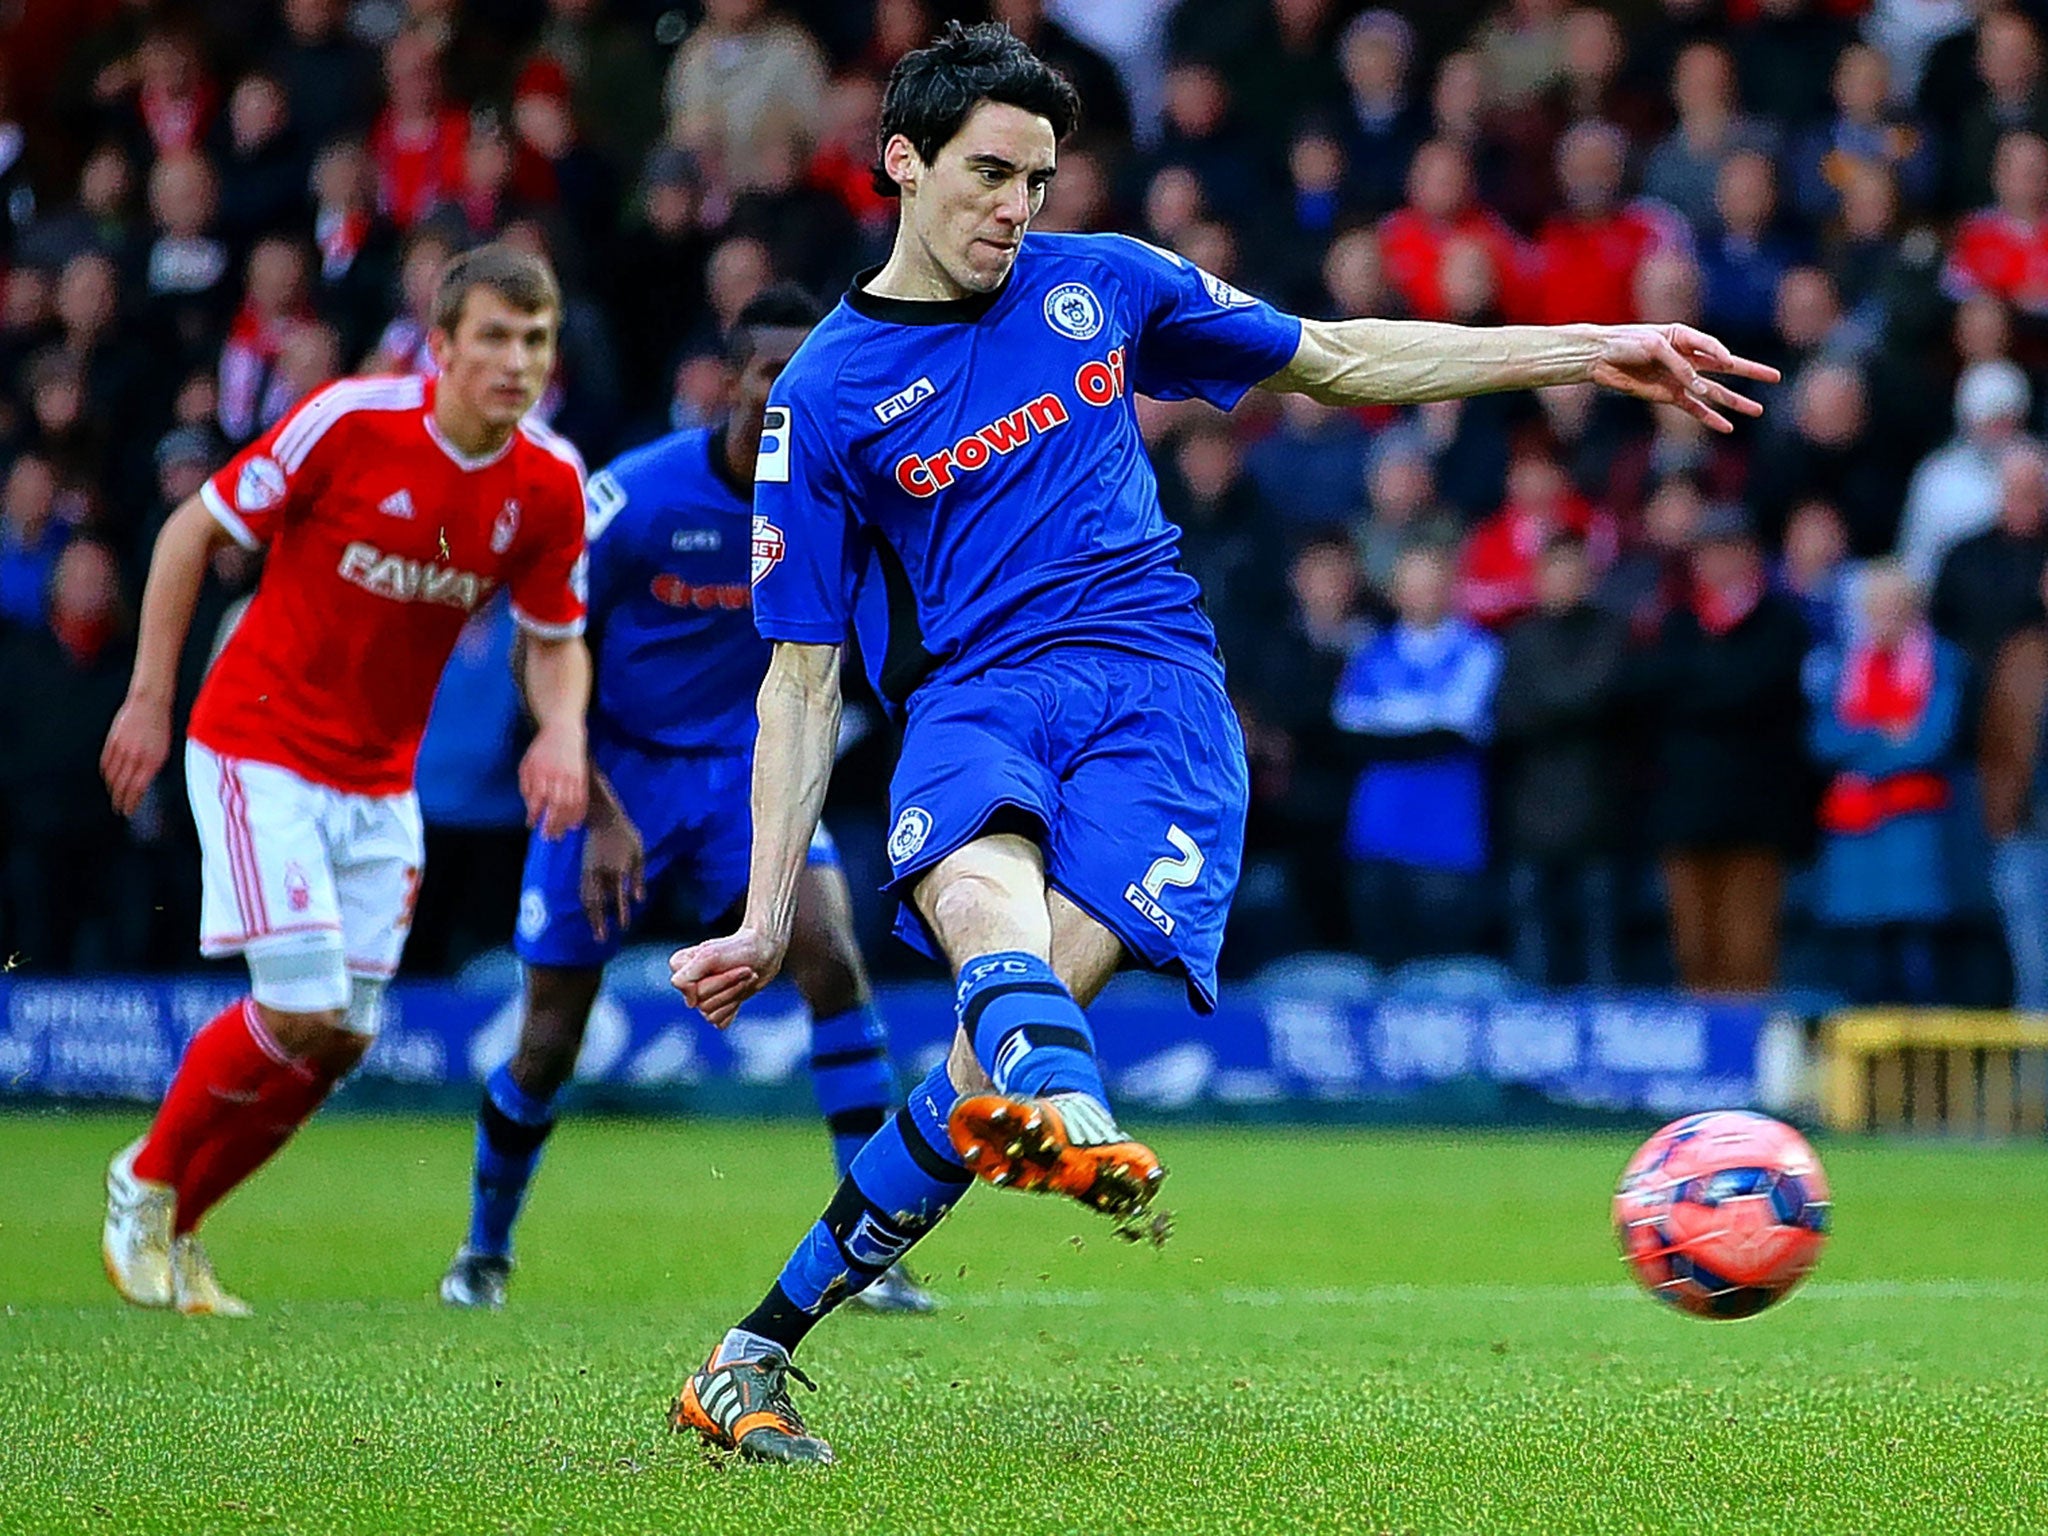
[1235,535,1371,949]
[1317,226,1389,319]
[664,0,829,197]
[1871,0,1972,115]
[370,29,470,231]
[1805,562,1969,1002]
[506,59,622,258]
[992,0,1133,145]
[144,150,233,366]
[409,594,529,975]
[1776,498,1855,641]
[0,540,143,971]
[310,139,402,363]
[1643,41,1780,229]
[1599,470,1702,641]
[1244,393,1372,530]
[1898,358,2035,585]
[612,146,714,420]
[18,141,146,278]
[1380,140,1530,323]
[1638,504,1813,993]
[1699,149,1801,357]
[1460,444,1619,629]
[1931,439,2048,680]
[136,425,222,572]
[1731,0,1853,129]
[1033,142,1111,236]
[1979,556,2048,1008]
[1531,120,1687,327]
[218,236,315,443]
[1145,62,1267,216]
[808,73,897,236]
[121,27,219,163]
[1336,10,1426,217]
[267,0,382,149]
[368,225,457,374]
[1157,418,1283,657]
[1495,531,1629,987]
[1748,362,1904,554]
[1942,129,2048,313]
[1335,544,1502,966]
[215,72,313,249]
[0,453,66,631]
[725,128,861,294]
[1943,9,2048,214]
[529,0,666,171]
[1356,435,1460,605]
[1788,42,1938,224]
[1476,0,1570,111]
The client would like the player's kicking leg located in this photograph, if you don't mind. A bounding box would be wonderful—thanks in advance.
[669,836,1130,1463]
[786,851,938,1315]
[442,963,599,1309]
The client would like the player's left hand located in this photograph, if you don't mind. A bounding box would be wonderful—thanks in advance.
[1588,324,1781,433]
[671,926,784,1028]
[520,723,588,840]
[580,805,645,943]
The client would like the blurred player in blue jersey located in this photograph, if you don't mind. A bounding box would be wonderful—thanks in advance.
[667,23,1779,1463]
[439,287,935,1315]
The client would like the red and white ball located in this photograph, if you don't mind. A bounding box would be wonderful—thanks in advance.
[1614,1110,1831,1319]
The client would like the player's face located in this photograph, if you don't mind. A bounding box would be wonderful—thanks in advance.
[432,288,557,431]
[903,101,1057,295]
[734,325,809,424]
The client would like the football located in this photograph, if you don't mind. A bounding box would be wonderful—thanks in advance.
[1614,1111,1832,1319]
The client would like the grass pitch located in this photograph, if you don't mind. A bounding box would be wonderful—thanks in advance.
[4,1111,2046,1535]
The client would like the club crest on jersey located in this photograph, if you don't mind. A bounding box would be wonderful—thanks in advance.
[1043,282,1104,340]
[283,862,311,913]
[888,806,933,865]
[873,375,936,425]
[236,455,286,512]
[491,499,520,554]
[517,888,549,942]
[751,516,785,585]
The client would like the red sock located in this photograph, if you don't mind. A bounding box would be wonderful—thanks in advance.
[173,1057,337,1235]
[132,999,283,1185]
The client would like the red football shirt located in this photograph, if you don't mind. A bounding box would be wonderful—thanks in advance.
[1943,211,2048,315]
[192,374,587,795]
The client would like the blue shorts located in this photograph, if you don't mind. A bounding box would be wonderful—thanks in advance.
[883,650,1248,1012]
[514,740,838,969]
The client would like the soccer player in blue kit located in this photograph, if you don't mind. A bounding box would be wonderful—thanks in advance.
[668,24,1780,1462]
[439,287,933,1315]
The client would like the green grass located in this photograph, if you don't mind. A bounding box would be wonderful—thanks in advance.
[4,1112,2046,1535]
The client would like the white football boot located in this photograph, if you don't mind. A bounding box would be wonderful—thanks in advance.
[103,1138,175,1308]
[170,1234,253,1318]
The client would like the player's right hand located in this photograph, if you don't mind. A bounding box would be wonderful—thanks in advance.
[671,927,784,1029]
[101,696,171,818]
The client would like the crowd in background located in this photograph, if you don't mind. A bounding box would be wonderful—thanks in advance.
[12,0,2048,1007]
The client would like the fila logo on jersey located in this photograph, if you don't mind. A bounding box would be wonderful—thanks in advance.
[337,541,493,611]
[873,375,936,424]
[750,516,785,585]
[1043,282,1103,340]
[756,407,791,483]
[236,455,287,512]
[491,499,520,554]
[378,489,415,519]
[893,348,1126,499]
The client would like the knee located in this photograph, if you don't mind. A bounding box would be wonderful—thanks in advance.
[786,934,866,1018]
[260,1006,370,1076]
[922,864,1048,957]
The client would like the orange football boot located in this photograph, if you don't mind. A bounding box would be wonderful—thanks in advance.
[947,1091,1165,1218]
[670,1348,834,1465]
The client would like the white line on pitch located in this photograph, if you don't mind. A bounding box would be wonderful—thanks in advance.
[946,1278,2048,1309]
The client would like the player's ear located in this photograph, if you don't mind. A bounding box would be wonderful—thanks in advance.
[425,324,453,374]
[882,134,923,197]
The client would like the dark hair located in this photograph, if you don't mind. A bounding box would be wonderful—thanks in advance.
[729,282,823,363]
[432,242,561,333]
[871,21,1081,197]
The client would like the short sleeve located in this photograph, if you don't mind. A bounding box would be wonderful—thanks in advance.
[509,460,589,639]
[200,388,340,548]
[750,387,853,645]
[1112,235,1304,411]
[579,465,635,625]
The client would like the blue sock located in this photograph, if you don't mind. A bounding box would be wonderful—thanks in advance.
[957,950,1107,1101]
[468,1063,558,1259]
[808,1003,896,1176]
[738,1061,970,1353]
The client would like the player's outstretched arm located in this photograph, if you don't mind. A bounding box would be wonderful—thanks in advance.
[517,634,591,839]
[101,493,238,817]
[671,641,842,1028]
[1263,318,1780,433]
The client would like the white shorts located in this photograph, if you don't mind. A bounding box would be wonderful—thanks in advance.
[185,740,424,1014]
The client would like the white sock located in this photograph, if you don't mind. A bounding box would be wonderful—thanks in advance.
[714,1326,785,1367]
[1047,1091,1124,1146]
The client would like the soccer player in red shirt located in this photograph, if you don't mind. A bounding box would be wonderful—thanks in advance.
[98,244,591,1316]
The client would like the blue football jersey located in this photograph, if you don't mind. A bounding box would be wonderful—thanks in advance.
[583,427,763,753]
[748,233,1303,710]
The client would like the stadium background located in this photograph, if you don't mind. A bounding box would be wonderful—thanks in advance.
[6,0,2048,1128]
